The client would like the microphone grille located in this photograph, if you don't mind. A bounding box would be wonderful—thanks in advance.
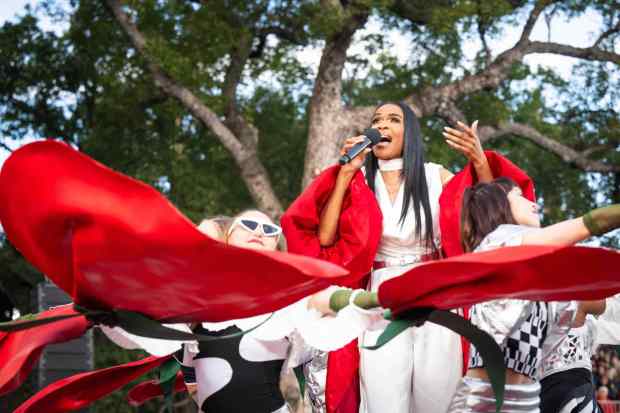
[363,128,382,144]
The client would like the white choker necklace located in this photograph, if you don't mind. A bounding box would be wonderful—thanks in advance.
[378,158,403,171]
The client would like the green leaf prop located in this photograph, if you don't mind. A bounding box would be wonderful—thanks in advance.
[159,357,181,413]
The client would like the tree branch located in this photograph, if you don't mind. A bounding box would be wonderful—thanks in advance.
[0,140,14,153]
[401,0,552,116]
[399,0,618,118]
[105,0,283,217]
[593,20,620,49]
[518,0,554,45]
[526,41,620,65]
[302,3,369,186]
[479,122,620,173]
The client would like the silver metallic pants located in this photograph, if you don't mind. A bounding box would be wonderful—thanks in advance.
[448,377,541,413]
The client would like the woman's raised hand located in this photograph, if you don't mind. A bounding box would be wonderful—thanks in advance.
[443,120,493,182]
[443,120,487,167]
[340,136,371,174]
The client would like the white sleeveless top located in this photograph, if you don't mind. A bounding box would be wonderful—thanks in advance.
[374,162,443,263]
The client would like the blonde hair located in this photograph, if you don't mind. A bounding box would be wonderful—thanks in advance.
[197,215,232,242]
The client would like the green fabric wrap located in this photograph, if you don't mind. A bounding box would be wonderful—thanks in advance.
[583,204,620,236]
[329,289,380,312]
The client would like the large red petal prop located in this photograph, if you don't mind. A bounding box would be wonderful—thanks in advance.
[379,245,620,314]
[439,151,535,258]
[281,165,382,286]
[0,141,348,323]
[126,371,187,406]
[14,355,169,413]
[0,305,88,396]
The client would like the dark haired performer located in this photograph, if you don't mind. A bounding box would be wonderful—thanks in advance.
[449,177,620,412]
[316,102,493,413]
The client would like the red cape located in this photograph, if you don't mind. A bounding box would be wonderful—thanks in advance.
[439,151,536,257]
[14,355,169,413]
[0,305,89,396]
[0,141,348,323]
[281,165,382,412]
[281,165,382,286]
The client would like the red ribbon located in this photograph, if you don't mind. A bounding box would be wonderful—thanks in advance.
[0,305,89,396]
[14,355,169,413]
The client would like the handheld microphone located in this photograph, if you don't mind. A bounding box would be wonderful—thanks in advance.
[338,128,382,165]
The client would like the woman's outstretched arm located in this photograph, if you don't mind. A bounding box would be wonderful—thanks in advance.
[522,204,620,246]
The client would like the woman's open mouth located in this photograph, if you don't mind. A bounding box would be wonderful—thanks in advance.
[376,136,392,147]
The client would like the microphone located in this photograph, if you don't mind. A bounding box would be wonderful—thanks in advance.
[338,128,382,165]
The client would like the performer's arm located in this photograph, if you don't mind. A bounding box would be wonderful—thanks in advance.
[318,136,370,246]
[574,300,607,327]
[442,120,493,184]
[521,204,620,245]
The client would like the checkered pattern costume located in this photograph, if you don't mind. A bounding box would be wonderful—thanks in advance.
[467,225,576,379]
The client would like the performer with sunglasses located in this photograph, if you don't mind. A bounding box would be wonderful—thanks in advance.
[181,209,385,413]
[101,208,383,413]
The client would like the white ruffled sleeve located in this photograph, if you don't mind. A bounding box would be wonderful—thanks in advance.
[99,324,196,357]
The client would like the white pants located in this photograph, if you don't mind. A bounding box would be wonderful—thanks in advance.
[359,265,463,413]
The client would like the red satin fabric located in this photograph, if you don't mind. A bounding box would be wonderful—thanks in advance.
[281,165,382,413]
[14,355,169,413]
[325,340,360,413]
[281,165,382,286]
[126,371,187,406]
[439,150,536,257]
[0,141,348,323]
[379,245,620,313]
[0,305,89,396]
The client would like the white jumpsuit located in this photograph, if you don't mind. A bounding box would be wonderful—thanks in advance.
[359,162,463,413]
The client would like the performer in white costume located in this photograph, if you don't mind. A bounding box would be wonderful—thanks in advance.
[317,101,493,413]
[358,160,463,413]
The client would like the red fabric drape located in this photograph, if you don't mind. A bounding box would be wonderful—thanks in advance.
[126,371,187,406]
[0,141,349,323]
[0,305,89,396]
[14,355,169,413]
